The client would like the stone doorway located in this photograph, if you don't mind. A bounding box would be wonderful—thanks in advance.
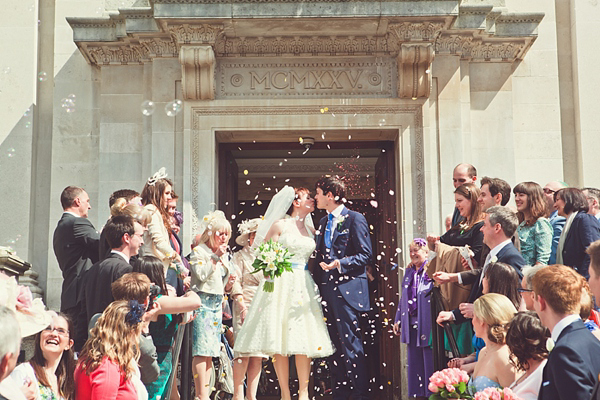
[217,138,401,399]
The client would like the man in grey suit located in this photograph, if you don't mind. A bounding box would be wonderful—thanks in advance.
[53,186,100,351]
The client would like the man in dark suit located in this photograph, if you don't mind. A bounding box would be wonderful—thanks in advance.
[450,163,477,226]
[52,186,100,350]
[435,206,525,324]
[81,215,144,328]
[532,264,600,400]
[313,176,373,400]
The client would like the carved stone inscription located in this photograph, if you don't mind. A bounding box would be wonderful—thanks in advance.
[216,57,395,98]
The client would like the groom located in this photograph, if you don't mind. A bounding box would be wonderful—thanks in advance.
[313,176,373,400]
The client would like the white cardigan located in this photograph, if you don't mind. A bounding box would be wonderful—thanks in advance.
[140,204,176,268]
[189,242,231,295]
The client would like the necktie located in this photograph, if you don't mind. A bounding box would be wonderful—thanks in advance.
[325,213,334,249]
[479,253,492,287]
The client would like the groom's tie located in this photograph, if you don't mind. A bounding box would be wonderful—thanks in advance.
[324,213,334,249]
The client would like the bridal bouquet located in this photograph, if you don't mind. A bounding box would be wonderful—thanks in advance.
[251,239,293,292]
[474,387,521,400]
[428,368,472,400]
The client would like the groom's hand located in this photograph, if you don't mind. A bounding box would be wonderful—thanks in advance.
[320,260,340,271]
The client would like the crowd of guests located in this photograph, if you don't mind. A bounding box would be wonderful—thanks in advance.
[394,163,600,400]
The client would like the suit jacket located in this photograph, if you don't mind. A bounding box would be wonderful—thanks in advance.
[539,319,600,400]
[452,241,525,323]
[53,213,100,310]
[314,207,373,311]
[81,252,133,324]
[549,210,566,264]
[561,212,600,278]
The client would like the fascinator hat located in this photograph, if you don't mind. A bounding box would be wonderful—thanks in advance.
[198,210,231,237]
[0,272,53,338]
[235,218,262,246]
[147,167,168,186]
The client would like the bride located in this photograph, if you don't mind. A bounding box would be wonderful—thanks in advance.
[233,186,334,400]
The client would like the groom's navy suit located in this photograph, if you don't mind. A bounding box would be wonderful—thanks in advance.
[314,206,373,400]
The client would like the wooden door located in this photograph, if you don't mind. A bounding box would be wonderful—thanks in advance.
[374,141,401,399]
[218,148,239,247]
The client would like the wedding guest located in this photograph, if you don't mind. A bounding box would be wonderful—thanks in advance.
[0,306,24,400]
[189,211,236,400]
[582,187,600,219]
[140,168,182,271]
[52,185,100,351]
[469,293,518,394]
[11,313,75,400]
[75,300,147,399]
[533,265,600,400]
[448,262,523,374]
[506,311,550,400]
[100,198,150,260]
[543,181,568,263]
[429,183,484,355]
[166,193,187,295]
[393,238,433,400]
[520,265,546,311]
[108,189,140,209]
[513,182,552,265]
[81,215,145,328]
[451,163,478,226]
[554,187,600,278]
[230,218,264,400]
[579,282,600,340]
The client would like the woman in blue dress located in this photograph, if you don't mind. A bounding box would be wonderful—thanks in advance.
[469,293,518,394]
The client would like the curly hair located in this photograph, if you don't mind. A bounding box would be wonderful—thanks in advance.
[474,293,517,345]
[506,311,550,371]
[78,301,141,379]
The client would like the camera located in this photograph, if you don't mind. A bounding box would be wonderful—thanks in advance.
[147,284,161,310]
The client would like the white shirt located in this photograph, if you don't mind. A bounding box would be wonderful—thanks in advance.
[457,238,512,285]
[327,204,346,242]
[551,314,581,342]
[110,249,130,263]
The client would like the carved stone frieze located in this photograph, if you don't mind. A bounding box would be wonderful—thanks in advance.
[87,44,148,65]
[180,45,216,100]
[168,23,224,46]
[387,22,444,42]
[435,34,525,61]
[215,35,394,57]
[139,37,179,58]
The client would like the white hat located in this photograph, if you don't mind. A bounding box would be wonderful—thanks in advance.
[235,218,262,246]
[0,272,53,338]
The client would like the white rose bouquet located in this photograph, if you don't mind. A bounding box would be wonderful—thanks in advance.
[251,239,293,292]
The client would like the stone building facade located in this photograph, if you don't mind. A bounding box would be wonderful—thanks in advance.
[0,0,598,397]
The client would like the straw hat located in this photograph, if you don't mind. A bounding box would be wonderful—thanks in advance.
[235,218,261,246]
[0,272,53,338]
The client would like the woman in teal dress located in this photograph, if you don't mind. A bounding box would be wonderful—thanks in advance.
[134,256,202,399]
[513,182,552,265]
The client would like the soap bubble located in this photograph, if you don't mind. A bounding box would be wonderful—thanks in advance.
[37,71,47,81]
[67,93,76,100]
[378,119,386,127]
[3,67,10,74]
[61,98,76,113]
[165,99,182,117]
[141,100,155,116]
[7,148,16,158]
[23,108,31,117]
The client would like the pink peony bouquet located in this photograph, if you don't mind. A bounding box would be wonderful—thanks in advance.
[474,387,521,400]
[428,368,472,399]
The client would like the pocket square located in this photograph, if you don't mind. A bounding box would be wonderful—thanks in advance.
[542,381,550,386]
[339,229,350,235]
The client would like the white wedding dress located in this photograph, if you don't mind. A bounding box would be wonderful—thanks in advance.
[233,217,335,358]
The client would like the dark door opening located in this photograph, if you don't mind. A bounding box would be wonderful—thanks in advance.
[218,139,401,399]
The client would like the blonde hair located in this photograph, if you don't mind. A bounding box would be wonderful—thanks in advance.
[474,293,517,344]
[78,300,141,379]
[110,198,152,227]
[198,216,232,248]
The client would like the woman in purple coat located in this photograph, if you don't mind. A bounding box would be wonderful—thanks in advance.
[393,238,434,399]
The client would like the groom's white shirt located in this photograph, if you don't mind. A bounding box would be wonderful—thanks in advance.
[326,204,345,273]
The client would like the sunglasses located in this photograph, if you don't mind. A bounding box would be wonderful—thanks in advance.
[517,288,534,293]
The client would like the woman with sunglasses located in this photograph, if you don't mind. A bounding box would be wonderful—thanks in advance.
[11,313,76,400]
